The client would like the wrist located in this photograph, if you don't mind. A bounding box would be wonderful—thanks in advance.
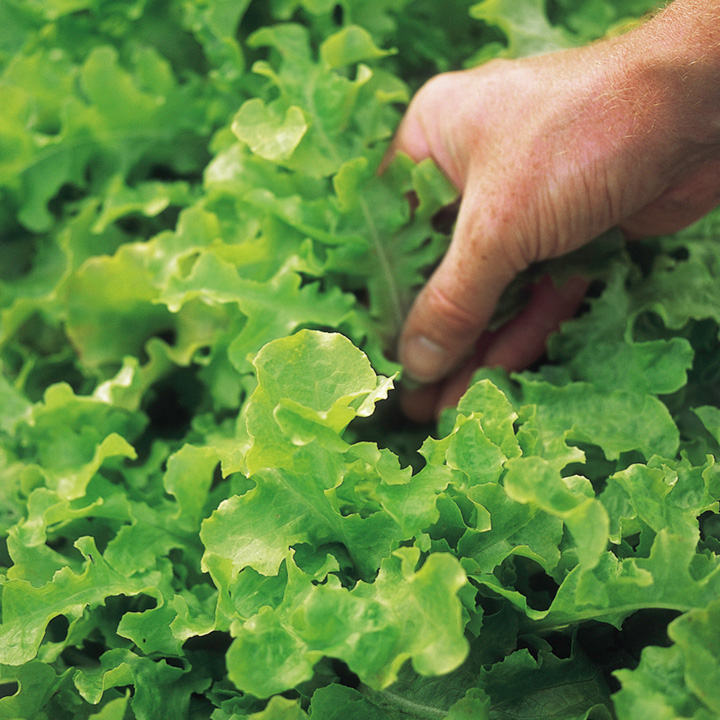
[621,2,720,149]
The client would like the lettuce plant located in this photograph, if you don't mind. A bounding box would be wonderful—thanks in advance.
[2,0,720,718]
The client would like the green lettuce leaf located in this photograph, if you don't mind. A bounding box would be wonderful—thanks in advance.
[2,1,719,717]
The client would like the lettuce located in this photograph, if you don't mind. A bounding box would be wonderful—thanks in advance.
[3,0,720,718]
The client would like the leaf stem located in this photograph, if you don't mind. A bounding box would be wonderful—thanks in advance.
[360,685,447,719]
[307,90,406,338]
[358,193,406,335]
[519,601,691,636]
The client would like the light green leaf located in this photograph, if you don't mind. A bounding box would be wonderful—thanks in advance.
[446,415,507,487]
[614,645,714,720]
[0,374,30,434]
[65,244,174,368]
[320,26,393,68]
[104,521,176,577]
[226,549,468,697]
[0,661,59,719]
[163,444,221,532]
[232,100,308,162]
[694,405,720,445]
[74,649,209,719]
[459,482,563,575]
[517,377,679,461]
[89,695,131,720]
[249,697,307,719]
[668,599,720,714]
[0,538,161,665]
[470,0,572,57]
[117,599,183,657]
[446,688,492,719]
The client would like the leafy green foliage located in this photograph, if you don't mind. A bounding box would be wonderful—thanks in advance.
[5,0,720,718]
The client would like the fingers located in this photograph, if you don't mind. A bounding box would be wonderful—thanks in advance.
[621,157,720,237]
[434,274,588,414]
[479,275,589,370]
[399,382,442,424]
[400,332,495,423]
[400,274,589,422]
[397,193,520,383]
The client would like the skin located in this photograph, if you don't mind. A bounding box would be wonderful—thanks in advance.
[390,0,720,422]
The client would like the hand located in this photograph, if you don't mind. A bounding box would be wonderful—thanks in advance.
[390,23,720,421]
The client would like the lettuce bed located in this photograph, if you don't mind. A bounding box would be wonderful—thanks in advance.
[2,1,720,718]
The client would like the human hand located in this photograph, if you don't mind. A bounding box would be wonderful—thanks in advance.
[391,13,720,422]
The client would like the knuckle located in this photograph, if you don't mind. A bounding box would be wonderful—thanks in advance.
[476,57,511,76]
[423,282,481,338]
[513,234,540,269]
[415,70,467,109]
[480,202,537,273]
[494,181,569,269]
[409,73,454,118]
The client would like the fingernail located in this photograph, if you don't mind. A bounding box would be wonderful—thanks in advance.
[400,335,448,383]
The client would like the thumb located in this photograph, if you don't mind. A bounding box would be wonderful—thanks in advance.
[398,195,520,383]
